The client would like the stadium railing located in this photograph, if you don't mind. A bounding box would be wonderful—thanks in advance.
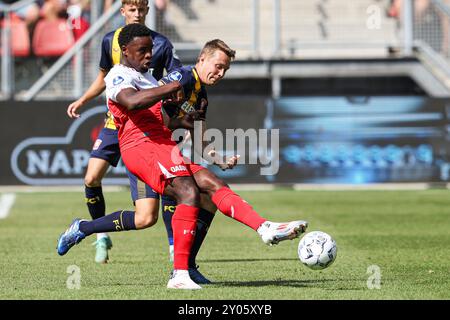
[2,0,447,100]
[413,0,450,82]
[0,0,36,100]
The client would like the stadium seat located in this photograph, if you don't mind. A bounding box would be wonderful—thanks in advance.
[0,13,31,57]
[32,18,75,57]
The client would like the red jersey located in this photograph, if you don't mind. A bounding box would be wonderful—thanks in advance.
[104,64,172,151]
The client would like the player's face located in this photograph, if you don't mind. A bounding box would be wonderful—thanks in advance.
[121,4,149,25]
[197,50,231,86]
[123,36,153,73]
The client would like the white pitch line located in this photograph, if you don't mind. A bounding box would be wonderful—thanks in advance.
[0,193,17,219]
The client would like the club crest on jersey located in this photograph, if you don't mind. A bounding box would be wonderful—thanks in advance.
[92,139,102,151]
[113,76,124,86]
[168,71,182,82]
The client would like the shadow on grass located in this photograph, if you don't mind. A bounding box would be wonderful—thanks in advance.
[201,258,298,263]
[210,279,340,288]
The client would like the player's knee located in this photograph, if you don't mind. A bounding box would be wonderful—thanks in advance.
[135,209,158,229]
[202,176,227,196]
[177,180,200,207]
[84,174,102,187]
[200,194,217,213]
[135,200,159,229]
[140,214,158,228]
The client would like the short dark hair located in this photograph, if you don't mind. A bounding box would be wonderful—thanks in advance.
[118,23,152,48]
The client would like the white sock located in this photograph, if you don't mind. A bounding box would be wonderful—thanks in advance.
[173,269,189,277]
[97,233,108,240]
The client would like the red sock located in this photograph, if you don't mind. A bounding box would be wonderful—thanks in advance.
[211,187,266,231]
[172,204,199,270]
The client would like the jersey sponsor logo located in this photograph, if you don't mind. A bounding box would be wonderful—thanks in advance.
[168,71,182,82]
[113,76,124,86]
[170,165,187,173]
[180,101,196,114]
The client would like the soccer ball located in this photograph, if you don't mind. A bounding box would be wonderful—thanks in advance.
[298,231,337,270]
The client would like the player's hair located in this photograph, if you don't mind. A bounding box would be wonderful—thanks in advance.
[118,23,152,47]
[198,39,236,61]
[121,0,149,7]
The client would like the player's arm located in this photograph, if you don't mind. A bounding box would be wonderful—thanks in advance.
[68,33,113,119]
[116,81,183,111]
[189,114,239,171]
[162,39,183,74]
[67,69,108,118]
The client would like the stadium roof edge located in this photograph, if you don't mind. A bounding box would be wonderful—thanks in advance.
[224,57,450,97]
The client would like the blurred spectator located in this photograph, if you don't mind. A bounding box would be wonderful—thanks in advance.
[171,0,197,20]
[154,0,182,41]
[387,0,430,20]
[66,0,90,41]
[41,0,68,21]
[103,0,113,12]
[388,0,450,55]
[0,0,42,29]
[155,0,169,31]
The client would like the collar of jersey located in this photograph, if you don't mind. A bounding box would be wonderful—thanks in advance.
[191,67,201,93]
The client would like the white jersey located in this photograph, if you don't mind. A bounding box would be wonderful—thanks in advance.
[104,64,159,103]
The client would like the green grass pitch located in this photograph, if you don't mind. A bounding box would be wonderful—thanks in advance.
[0,189,449,299]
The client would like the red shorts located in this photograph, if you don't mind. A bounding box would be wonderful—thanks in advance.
[121,139,205,195]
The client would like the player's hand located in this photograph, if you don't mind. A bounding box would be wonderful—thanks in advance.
[187,98,207,121]
[208,149,240,171]
[223,154,240,170]
[168,81,184,104]
[169,109,205,130]
[197,98,207,120]
[67,99,84,118]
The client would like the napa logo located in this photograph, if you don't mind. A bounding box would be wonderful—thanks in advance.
[168,71,182,82]
[113,76,124,86]
[10,106,129,185]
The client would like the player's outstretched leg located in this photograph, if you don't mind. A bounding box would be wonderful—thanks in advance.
[257,220,308,245]
[56,210,138,256]
[212,186,308,245]
[195,170,308,245]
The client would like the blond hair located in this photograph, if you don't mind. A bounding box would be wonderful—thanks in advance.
[121,0,149,7]
[198,39,236,61]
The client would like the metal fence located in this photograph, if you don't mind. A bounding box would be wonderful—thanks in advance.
[1,0,446,100]
[412,0,450,80]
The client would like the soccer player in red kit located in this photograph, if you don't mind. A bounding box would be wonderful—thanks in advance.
[57,24,308,290]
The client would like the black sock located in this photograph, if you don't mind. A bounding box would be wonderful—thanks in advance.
[161,196,177,246]
[189,209,215,269]
[85,185,105,220]
[79,210,136,236]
